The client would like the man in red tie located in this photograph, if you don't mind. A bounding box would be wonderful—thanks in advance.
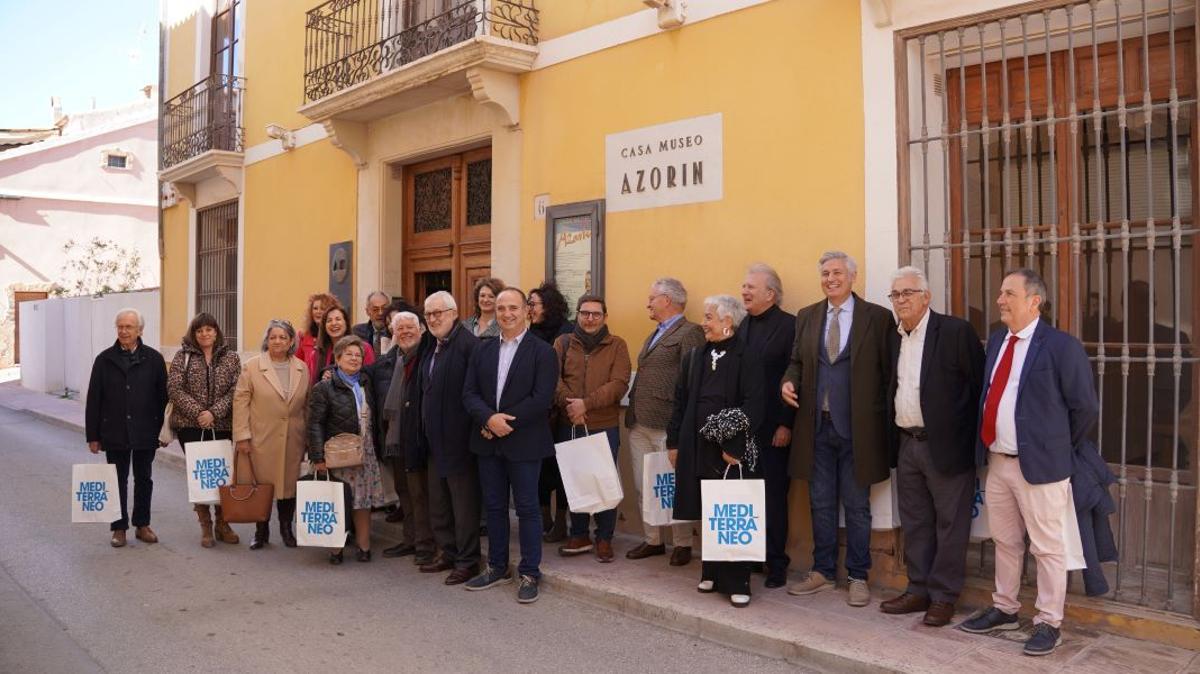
[960,269,1098,657]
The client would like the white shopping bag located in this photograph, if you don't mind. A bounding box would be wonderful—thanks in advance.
[71,463,120,523]
[701,465,766,562]
[296,474,347,548]
[838,468,902,530]
[185,433,234,505]
[641,451,684,527]
[969,467,990,540]
[556,428,623,514]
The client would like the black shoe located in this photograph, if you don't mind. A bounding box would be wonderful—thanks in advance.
[413,552,436,566]
[279,521,296,548]
[1023,624,1062,656]
[960,607,1020,634]
[517,575,539,604]
[464,566,513,591]
[382,543,416,558]
[249,522,269,550]
[764,575,787,589]
[357,549,372,563]
[329,550,344,565]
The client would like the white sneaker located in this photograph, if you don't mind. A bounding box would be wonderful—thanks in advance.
[730,594,751,608]
[697,580,715,593]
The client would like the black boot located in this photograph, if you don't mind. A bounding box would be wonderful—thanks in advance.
[249,521,270,550]
[277,498,297,548]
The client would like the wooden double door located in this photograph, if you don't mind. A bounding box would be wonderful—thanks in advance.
[402,147,492,317]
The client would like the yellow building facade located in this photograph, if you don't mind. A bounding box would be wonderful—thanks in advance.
[159,0,1200,644]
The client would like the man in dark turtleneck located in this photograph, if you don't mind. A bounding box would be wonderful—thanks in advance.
[737,263,796,588]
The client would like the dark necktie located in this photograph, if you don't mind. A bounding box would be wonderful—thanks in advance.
[980,335,1020,448]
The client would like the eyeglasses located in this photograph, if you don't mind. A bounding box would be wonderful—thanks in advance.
[424,308,454,320]
[647,293,668,304]
[578,310,605,320]
[887,289,924,302]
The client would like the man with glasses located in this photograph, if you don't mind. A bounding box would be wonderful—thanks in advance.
[417,291,483,584]
[353,290,392,355]
[879,267,984,626]
[553,294,632,563]
[625,277,705,565]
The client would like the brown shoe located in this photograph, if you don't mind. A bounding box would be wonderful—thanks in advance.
[595,539,614,563]
[558,535,593,556]
[923,601,956,627]
[420,556,454,573]
[194,505,214,548]
[110,530,127,548]
[880,592,930,615]
[135,526,158,544]
[669,546,692,566]
[212,507,240,544]
[625,542,666,560]
[444,565,479,585]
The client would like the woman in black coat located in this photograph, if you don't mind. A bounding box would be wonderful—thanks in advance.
[528,281,574,541]
[668,294,764,608]
[307,335,386,564]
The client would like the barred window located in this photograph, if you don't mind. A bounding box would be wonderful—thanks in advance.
[196,200,238,350]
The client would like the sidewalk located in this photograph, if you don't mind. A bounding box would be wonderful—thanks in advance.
[5,380,1197,672]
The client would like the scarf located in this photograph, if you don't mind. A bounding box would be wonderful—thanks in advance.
[335,367,365,414]
[383,343,421,449]
[573,324,609,353]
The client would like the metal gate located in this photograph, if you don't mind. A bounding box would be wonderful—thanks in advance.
[896,0,1199,616]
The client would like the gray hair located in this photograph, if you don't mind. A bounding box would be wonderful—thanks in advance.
[1005,268,1048,302]
[890,266,930,292]
[704,294,748,329]
[817,251,858,276]
[365,290,390,304]
[114,308,144,329]
[652,277,688,308]
[391,311,424,333]
[424,290,458,312]
[747,262,784,306]
[260,319,298,356]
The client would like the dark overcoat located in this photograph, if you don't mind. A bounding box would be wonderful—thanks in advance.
[85,339,168,452]
[420,324,479,477]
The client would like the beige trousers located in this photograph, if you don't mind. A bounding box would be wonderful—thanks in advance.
[987,453,1070,628]
[628,424,694,547]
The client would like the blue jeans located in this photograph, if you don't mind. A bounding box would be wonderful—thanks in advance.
[478,454,543,578]
[558,426,621,542]
[809,421,872,581]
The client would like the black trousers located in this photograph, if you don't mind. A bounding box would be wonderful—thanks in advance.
[701,561,754,596]
[538,455,567,510]
[761,442,792,579]
[428,462,482,569]
[105,448,156,531]
[896,434,975,602]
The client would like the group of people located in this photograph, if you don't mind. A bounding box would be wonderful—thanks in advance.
[84,252,1102,655]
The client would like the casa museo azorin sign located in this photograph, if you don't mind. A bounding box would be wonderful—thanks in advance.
[605,113,723,213]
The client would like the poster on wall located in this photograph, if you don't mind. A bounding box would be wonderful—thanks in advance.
[546,201,604,318]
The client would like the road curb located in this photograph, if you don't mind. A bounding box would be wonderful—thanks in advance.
[12,405,188,472]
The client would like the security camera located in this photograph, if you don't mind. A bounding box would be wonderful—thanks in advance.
[265,123,295,150]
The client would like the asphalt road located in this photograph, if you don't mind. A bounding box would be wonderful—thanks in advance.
[0,406,815,673]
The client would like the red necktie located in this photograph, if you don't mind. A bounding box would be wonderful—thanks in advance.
[980,335,1020,448]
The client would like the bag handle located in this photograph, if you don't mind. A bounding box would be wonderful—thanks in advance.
[569,423,591,440]
[722,463,744,480]
[311,467,331,481]
[232,452,259,487]
[199,427,215,442]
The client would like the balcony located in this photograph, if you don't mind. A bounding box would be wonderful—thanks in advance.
[300,0,538,132]
[159,74,245,203]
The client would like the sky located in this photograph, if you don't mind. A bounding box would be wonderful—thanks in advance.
[0,0,159,128]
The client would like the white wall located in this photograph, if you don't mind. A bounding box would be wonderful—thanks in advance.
[18,290,160,401]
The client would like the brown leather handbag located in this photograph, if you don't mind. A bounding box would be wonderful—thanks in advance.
[324,433,364,469]
[218,453,275,523]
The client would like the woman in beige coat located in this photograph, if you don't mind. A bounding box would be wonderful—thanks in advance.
[233,320,309,549]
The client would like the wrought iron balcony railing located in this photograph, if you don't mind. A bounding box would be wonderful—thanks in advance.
[160,73,246,170]
[303,0,538,103]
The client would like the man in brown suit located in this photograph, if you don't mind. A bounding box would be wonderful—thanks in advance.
[625,277,705,565]
[781,251,895,607]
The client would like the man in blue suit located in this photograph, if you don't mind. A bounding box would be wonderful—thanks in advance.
[961,269,1098,657]
[462,287,558,604]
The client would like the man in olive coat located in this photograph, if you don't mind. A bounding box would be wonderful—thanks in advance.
[781,251,895,607]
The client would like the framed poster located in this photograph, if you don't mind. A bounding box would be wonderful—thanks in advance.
[545,200,604,318]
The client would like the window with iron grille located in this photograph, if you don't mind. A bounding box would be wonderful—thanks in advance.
[897,0,1198,616]
[196,200,239,350]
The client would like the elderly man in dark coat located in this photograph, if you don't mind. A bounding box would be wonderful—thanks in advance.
[781,251,895,607]
[85,308,168,548]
